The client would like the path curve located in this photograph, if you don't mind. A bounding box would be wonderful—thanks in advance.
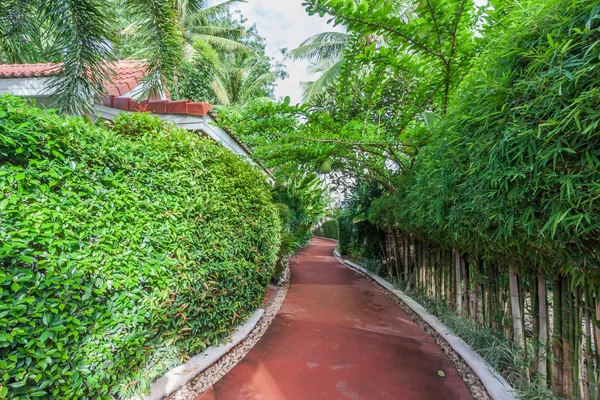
[197,238,472,400]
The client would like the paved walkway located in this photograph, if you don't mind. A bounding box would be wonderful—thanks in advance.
[197,238,472,400]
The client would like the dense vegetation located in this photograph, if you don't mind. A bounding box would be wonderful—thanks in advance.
[3,0,600,398]
[218,0,600,399]
[314,219,339,241]
[0,1,285,113]
[0,95,281,399]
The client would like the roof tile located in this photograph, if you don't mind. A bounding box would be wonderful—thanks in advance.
[0,60,147,96]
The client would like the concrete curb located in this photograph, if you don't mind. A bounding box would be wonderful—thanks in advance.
[140,309,265,400]
[334,250,518,400]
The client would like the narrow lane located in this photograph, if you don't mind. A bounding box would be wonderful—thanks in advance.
[197,238,472,400]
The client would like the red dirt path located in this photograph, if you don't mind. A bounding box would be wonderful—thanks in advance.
[197,238,472,400]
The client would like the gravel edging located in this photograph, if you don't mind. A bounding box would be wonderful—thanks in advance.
[165,264,291,400]
[334,250,518,400]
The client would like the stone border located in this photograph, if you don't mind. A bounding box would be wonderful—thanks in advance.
[163,264,291,400]
[334,250,518,400]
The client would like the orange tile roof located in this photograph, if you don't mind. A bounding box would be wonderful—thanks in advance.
[0,60,148,96]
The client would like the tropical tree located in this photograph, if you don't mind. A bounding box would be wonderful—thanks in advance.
[0,0,256,114]
[0,0,185,114]
[288,31,349,101]
[210,54,279,106]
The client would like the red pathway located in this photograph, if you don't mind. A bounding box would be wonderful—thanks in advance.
[198,238,472,400]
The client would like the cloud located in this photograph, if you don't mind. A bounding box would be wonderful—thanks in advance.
[235,0,343,104]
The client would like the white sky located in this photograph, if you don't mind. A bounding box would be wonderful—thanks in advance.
[235,0,343,104]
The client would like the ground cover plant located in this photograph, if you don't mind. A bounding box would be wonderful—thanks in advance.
[0,95,280,399]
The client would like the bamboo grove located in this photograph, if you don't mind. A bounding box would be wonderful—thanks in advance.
[374,231,598,399]
[365,0,600,398]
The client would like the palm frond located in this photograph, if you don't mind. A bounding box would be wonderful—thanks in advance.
[174,0,208,19]
[241,71,277,104]
[210,74,231,105]
[193,34,259,57]
[192,0,245,21]
[302,58,343,102]
[1,0,46,63]
[287,31,349,63]
[123,0,184,100]
[41,0,117,114]
[188,24,242,37]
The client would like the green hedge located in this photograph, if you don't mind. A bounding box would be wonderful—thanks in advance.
[0,95,280,399]
[314,219,339,240]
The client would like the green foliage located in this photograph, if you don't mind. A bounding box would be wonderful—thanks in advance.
[0,95,280,399]
[273,174,329,249]
[2,0,186,114]
[168,9,287,106]
[2,0,283,113]
[338,212,354,256]
[338,182,385,258]
[314,219,339,240]
[273,203,294,279]
[369,0,600,275]
[170,41,219,103]
[287,31,350,102]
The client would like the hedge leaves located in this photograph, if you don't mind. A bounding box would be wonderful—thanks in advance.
[0,95,280,399]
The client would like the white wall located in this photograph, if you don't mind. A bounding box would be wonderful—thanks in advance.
[0,77,52,97]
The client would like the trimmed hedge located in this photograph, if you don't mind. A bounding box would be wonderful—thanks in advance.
[314,219,339,241]
[0,95,280,399]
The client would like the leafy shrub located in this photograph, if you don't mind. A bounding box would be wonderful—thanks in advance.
[0,95,280,399]
[404,288,559,400]
[338,213,354,255]
[314,219,339,240]
[169,40,219,103]
[273,203,293,279]
[273,174,328,250]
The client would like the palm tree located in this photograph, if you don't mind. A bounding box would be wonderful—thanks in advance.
[181,1,258,57]
[0,0,250,114]
[210,54,277,106]
[287,31,349,102]
[300,57,345,102]
[1,0,187,114]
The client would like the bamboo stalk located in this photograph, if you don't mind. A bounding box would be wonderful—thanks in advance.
[575,288,582,400]
[585,287,594,400]
[392,231,400,281]
[422,241,427,295]
[539,274,548,383]
[471,258,478,324]
[563,276,574,399]
[404,236,409,283]
[462,256,469,318]
[593,290,600,400]
[553,275,564,396]
[482,260,488,328]
[445,250,451,306]
[455,249,462,314]
[509,265,525,349]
